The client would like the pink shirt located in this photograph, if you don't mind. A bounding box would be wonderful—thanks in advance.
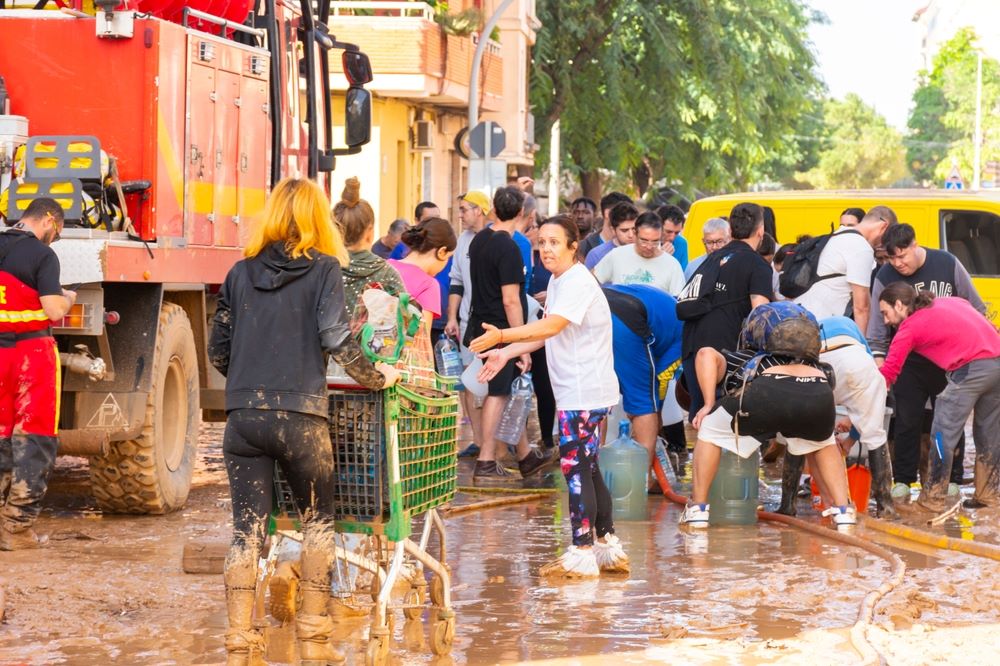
[880,297,1000,385]
[388,259,441,317]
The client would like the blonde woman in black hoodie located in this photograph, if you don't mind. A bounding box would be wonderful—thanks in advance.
[209,177,399,666]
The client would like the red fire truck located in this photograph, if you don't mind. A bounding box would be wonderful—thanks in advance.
[0,0,372,513]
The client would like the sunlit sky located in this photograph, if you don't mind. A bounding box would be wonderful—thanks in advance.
[808,0,925,131]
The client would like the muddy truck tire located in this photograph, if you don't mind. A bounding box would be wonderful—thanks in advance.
[89,303,201,514]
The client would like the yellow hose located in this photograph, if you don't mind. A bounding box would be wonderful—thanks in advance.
[456,486,560,495]
[862,515,1000,561]
[442,493,550,516]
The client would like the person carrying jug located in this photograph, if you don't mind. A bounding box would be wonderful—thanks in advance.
[681,301,857,530]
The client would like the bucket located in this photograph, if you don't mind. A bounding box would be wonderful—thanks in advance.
[811,464,871,511]
[707,449,760,525]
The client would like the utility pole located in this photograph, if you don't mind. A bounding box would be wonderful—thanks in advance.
[974,51,983,190]
[468,0,515,132]
[548,120,560,216]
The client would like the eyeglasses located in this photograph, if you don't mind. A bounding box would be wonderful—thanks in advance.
[636,238,661,247]
[703,238,727,248]
[459,206,473,214]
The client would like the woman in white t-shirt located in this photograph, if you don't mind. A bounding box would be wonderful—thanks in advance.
[470,215,622,578]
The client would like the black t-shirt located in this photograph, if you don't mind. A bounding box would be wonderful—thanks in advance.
[681,241,774,358]
[0,229,62,296]
[578,231,605,260]
[465,226,527,345]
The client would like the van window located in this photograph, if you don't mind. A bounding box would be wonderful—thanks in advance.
[941,209,1000,276]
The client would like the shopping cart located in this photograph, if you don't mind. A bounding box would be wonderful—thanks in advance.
[268,377,459,665]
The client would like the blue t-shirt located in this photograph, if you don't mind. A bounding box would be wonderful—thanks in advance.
[820,316,872,354]
[529,250,551,297]
[432,256,453,329]
[388,242,409,260]
[585,239,616,270]
[604,283,683,374]
[672,235,689,270]
[512,230,533,287]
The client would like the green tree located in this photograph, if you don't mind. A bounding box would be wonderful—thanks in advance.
[907,28,1000,186]
[530,0,821,199]
[802,94,907,189]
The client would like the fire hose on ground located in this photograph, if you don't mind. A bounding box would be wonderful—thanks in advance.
[650,457,904,665]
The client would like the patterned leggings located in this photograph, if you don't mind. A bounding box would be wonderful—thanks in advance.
[558,408,613,547]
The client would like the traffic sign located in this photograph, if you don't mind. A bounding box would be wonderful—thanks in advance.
[469,121,506,158]
[469,157,507,192]
[945,162,964,190]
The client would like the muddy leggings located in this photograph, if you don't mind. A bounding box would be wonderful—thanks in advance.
[223,409,334,550]
[558,408,613,547]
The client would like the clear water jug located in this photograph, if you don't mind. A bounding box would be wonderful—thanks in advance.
[707,449,760,525]
[433,334,464,388]
[601,420,649,521]
[495,373,533,445]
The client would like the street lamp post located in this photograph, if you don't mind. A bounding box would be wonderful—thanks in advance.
[974,51,983,190]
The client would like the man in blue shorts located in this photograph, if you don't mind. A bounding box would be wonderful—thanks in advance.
[603,284,683,456]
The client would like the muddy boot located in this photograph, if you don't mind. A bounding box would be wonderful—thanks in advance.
[0,436,12,506]
[267,560,301,624]
[868,445,899,520]
[777,453,805,516]
[917,435,953,513]
[971,447,1000,508]
[297,544,344,665]
[0,523,47,551]
[223,555,266,666]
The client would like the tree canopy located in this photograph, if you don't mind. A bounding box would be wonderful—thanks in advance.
[907,28,1000,186]
[530,0,822,199]
[801,94,907,189]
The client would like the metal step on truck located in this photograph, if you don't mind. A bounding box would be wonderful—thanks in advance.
[0,0,373,513]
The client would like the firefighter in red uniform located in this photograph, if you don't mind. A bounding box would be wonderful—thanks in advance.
[0,198,75,550]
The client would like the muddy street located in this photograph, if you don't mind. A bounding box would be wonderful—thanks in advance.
[3,424,1000,665]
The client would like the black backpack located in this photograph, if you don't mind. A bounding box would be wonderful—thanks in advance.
[778,229,862,299]
[675,249,743,321]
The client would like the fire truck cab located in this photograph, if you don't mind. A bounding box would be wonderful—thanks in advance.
[0,0,372,513]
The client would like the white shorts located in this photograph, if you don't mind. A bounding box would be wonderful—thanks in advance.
[697,405,835,459]
[823,346,888,450]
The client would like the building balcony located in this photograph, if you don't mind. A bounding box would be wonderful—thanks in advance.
[328,1,503,112]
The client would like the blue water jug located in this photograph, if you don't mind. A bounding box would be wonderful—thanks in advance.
[707,449,760,525]
[601,420,649,521]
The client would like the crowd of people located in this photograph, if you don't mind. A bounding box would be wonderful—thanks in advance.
[5,175,997,663]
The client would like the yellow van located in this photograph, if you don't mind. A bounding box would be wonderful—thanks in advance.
[683,190,1000,323]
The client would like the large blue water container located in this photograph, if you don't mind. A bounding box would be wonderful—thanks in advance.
[707,449,760,525]
[601,420,650,521]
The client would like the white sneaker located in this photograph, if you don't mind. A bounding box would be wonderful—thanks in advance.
[593,534,630,574]
[822,505,857,529]
[539,546,600,578]
[679,503,710,528]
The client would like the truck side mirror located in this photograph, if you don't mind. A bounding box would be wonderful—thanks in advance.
[345,87,371,148]
[343,51,373,86]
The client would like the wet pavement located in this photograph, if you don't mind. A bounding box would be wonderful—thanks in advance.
[3,424,1000,665]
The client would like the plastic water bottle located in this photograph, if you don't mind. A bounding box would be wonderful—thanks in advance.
[495,373,533,445]
[707,449,760,525]
[601,420,649,521]
[654,437,678,488]
[434,334,464,388]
